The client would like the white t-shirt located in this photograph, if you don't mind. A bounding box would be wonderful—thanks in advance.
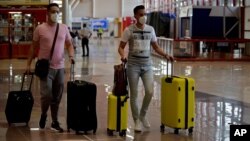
[80,28,92,39]
[121,24,157,65]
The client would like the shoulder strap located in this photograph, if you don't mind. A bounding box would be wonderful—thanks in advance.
[49,23,59,60]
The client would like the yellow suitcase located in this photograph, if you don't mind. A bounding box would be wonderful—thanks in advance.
[161,75,195,134]
[107,92,129,136]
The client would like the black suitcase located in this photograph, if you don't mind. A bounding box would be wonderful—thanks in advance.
[5,72,34,126]
[67,64,97,134]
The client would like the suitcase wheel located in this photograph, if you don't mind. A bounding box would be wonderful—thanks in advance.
[107,128,113,136]
[119,130,126,137]
[188,128,193,134]
[160,124,165,132]
[67,128,70,132]
[93,129,96,134]
[174,128,179,134]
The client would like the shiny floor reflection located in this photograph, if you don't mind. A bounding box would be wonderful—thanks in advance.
[0,38,250,141]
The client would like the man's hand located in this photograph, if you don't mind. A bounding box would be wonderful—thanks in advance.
[70,58,75,64]
[26,64,31,74]
[164,54,175,62]
[121,57,127,63]
[68,56,75,64]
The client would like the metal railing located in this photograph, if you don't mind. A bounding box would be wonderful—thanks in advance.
[151,37,174,57]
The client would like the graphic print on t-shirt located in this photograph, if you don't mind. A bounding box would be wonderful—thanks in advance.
[132,31,151,57]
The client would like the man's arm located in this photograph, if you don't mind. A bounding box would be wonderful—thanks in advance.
[89,30,92,38]
[118,41,127,61]
[65,39,75,64]
[26,40,39,72]
[151,41,174,61]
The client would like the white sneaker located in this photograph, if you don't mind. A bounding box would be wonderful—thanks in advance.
[134,119,142,132]
[140,117,150,128]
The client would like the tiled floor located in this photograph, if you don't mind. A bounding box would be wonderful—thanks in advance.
[0,38,250,141]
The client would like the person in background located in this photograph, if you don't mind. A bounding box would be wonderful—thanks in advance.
[97,26,103,39]
[68,27,76,38]
[80,23,92,56]
[75,30,79,38]
[26,3,75,133]
[68,27,78,49]
[118,5,174,132]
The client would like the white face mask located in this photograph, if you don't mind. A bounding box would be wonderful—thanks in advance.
[50,13,59,23]
[139,16,147,25]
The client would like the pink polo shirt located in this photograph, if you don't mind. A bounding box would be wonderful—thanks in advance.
[33,23,71,69]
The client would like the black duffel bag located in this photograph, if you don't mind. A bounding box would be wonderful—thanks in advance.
[35,59,49,79]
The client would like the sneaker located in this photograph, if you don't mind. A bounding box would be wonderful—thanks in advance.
[51,121,64,133]
[134,119,142,132]
[140,117,150,128]
[39,114,47,129]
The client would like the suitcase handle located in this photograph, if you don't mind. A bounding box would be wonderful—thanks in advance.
[70,63,75,81]
[122,61,128,87]
[21,72,34,91]
[166,60,174,78]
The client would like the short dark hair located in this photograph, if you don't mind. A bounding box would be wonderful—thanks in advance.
[47,3,59,11]
[133,5,145,15]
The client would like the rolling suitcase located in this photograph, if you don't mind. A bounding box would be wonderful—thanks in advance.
[160,62,195,134]
[107,62,129,136]
[107,92,129,136]
[5,72,34,126]
[67,64,97,134]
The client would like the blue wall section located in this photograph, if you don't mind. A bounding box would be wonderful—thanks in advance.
[191,8,239,39]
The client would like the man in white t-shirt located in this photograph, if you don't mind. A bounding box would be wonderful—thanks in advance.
[80,23,92,56]
[118,5,174,132]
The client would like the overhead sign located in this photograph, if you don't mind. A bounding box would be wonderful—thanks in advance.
[91,19,108,31]
[0,0,49,5]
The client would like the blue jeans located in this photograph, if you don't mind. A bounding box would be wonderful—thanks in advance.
[126,63,154,121]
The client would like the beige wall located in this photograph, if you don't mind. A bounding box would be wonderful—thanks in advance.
[72,0,143,18]
[73,0,92,17]
[246,0,250,6]
[94,0,122,18]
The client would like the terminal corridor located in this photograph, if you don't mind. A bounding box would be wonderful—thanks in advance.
[0,38,250,141]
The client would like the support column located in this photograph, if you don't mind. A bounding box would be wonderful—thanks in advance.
[62,0,70,25]
[121,0,124,17]
[68,6,72,28]
[92,0,95,17]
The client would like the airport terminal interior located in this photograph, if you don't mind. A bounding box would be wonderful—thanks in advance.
[1,0,250,141]
[0,38,250,141]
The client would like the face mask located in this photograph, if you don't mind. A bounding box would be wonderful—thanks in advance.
[139,16,147,25]
[50,13,59,23]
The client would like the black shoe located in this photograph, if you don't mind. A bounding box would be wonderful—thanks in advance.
[39,114,47,129]
[51,121,64,133]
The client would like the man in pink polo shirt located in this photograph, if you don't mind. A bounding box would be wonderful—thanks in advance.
[26,3,74,132]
